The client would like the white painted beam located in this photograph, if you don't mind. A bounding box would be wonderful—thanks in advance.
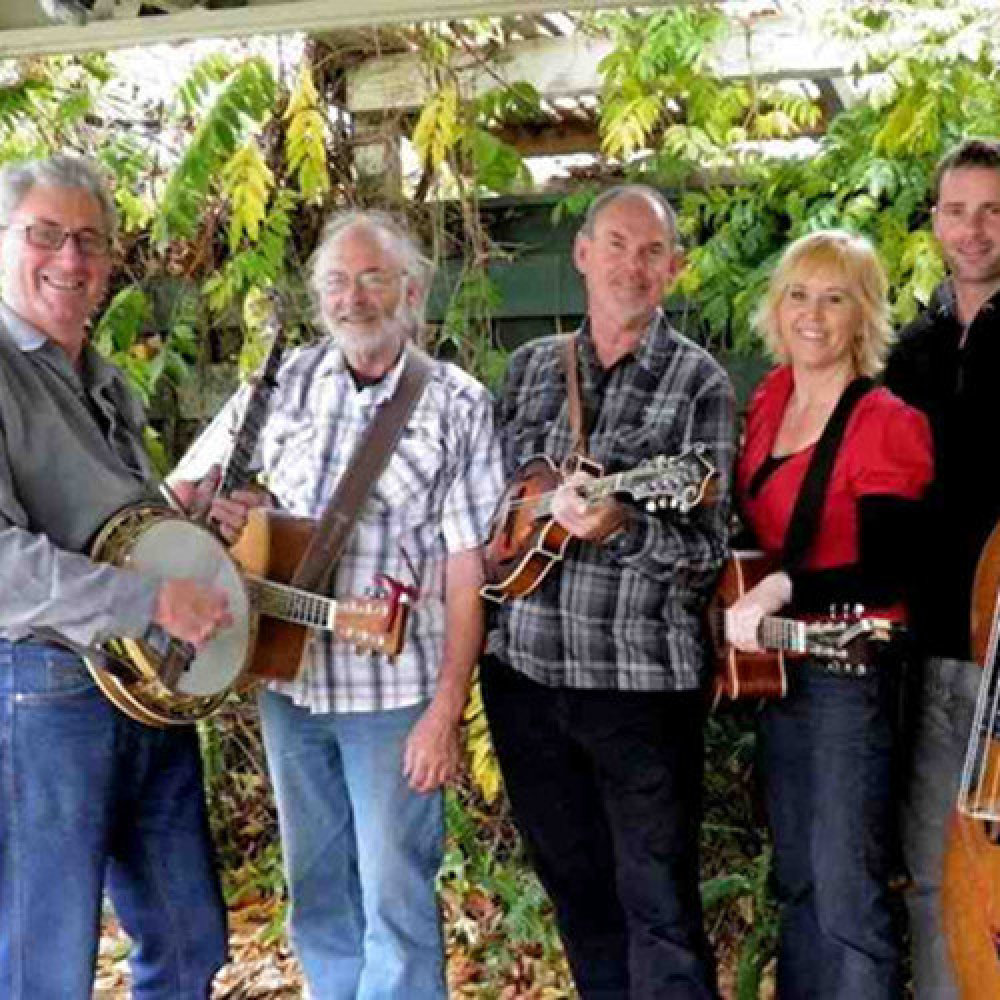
[348,34,614,114]
[346,15,857,113]
[0,0,688,58]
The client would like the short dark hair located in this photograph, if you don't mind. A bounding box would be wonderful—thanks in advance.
[580,183,678,245]
[933,138,1000,202]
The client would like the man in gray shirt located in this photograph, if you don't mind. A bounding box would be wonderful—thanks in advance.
[0,155,233,999]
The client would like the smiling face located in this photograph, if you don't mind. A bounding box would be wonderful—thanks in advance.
[573,193,682,337]
[776,265,861,377]
[933,165,1000,294]
[316,222,418,371]
[0,184,111,358]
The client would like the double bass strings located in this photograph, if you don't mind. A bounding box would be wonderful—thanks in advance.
[959,588,1000,820]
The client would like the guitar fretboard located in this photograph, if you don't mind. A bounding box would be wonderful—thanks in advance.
[245,576,335,630]
[758,616,808,653]
[218,308,286,498]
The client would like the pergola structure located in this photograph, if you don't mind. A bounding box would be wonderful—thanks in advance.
[1,0,690,56]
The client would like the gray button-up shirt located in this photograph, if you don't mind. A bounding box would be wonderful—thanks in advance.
[0,303,160,644]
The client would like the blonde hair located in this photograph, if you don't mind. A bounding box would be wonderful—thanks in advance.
[756,229,891,378]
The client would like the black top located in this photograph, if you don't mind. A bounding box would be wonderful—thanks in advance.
[883,282,1000,659]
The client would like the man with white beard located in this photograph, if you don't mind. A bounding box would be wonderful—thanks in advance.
[173,210,502,999]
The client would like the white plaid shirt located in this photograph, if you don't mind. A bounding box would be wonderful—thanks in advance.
[173,341,503,713]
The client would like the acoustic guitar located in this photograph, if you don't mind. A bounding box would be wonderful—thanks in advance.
[481,444,716,603]
[708,550,899,709]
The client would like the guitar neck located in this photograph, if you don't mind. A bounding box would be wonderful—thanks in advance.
[758,615,809,654]
[246,576,336,631]
[536,471,635,515]
[218,318,286,497]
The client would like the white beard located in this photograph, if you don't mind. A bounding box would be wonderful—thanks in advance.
[326,300,416,367]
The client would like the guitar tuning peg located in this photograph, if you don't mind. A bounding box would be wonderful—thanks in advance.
[646,501,656,513]
[854,603,864,616]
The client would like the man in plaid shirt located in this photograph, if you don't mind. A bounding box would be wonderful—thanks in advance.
[174,210,502,999]
[483,185,734,999]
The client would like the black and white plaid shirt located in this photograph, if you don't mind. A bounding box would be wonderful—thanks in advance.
[488,311,734,691]
[175,341,503,713]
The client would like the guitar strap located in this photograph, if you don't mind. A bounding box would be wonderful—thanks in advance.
[290,344,433,594]
[560,334,590,462]
[781,375,874,570]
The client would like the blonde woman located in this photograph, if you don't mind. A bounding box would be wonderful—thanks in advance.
[726,230,932,998]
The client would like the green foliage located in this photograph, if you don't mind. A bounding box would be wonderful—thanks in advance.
[203,188,296,315]
[433,263,507,388]
[585,0,999,355]
[153,56,276,246]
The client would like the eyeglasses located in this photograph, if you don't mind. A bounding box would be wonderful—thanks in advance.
[321,270,403,295]
[0,221,111,258]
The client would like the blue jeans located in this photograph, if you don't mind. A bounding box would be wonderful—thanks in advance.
[481,656,718,1000]
[0,640,227,1000]
[258,690,446,1000]
[760,660,903,999]
[900,657,980,1000]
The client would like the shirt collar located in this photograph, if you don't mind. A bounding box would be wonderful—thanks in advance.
[0,300,49,352]
[318,339,410,402]
[933,280,1000,324]
[0,300,122,397]
[576,307,675,382]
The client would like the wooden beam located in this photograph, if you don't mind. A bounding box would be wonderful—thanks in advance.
[346,15,858,113]
[348,34,613,114]
[0,0,689,58]
[493,119,599,157]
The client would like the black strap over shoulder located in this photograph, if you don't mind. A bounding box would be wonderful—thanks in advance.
[781,376,875,570]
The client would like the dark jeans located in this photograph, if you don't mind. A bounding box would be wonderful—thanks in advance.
[0,640,227,1000]
[760,660,903,1000]
[481,655,717,1000]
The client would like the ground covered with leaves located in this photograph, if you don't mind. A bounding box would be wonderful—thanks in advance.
[97,707,776,999]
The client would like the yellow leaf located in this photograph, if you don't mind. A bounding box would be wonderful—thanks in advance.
[413,82,461,171]
[284,64,330,203]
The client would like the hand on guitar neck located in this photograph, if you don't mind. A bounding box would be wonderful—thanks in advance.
[551,469,629,543]
[171,463,273,544]
[724,571,793,652]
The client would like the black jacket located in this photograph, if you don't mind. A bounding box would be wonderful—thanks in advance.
[883,282,1000,660]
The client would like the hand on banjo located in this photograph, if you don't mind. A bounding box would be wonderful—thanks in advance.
[153,578,234,648]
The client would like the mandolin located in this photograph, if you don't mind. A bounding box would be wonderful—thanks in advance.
[481,445,716,603]
[708,551,899,710]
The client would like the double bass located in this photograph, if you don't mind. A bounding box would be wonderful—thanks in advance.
[941,519,1000,993]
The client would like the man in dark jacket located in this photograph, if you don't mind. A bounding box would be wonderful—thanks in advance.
[884,136,1000,999]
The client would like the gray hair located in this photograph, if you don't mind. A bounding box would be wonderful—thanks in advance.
[0,154,117,237]
[308,209,433,317]
[580,183,678,245]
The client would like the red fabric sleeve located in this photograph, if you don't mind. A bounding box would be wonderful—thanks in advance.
[846,389,933,500]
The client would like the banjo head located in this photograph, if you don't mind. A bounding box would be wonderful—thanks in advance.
[125,518,251,697]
